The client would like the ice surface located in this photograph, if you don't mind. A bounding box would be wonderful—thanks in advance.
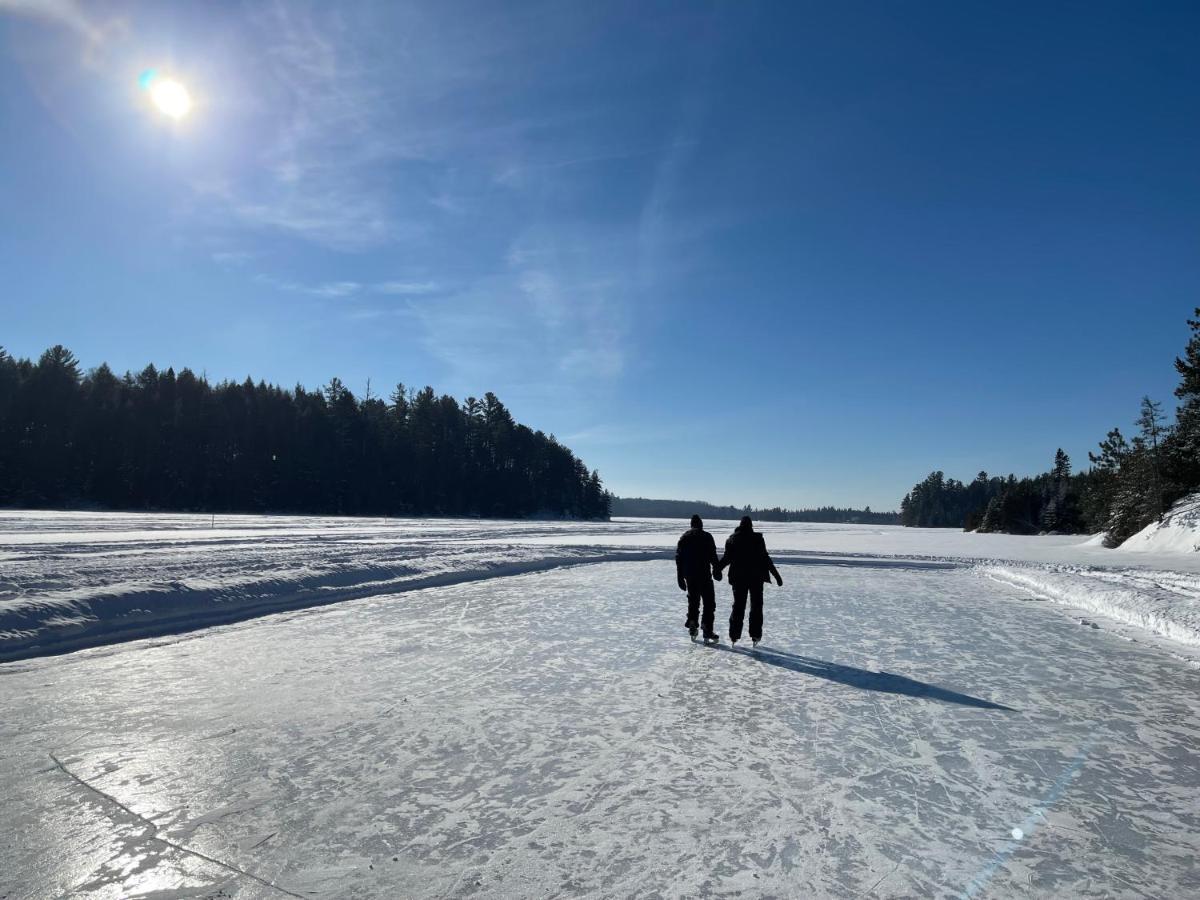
[3,560,1200,898]
[3,510,1199,662]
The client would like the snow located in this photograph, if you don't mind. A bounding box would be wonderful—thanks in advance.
[0,511,671,662]
[980,564,1200,650]
[3,510,1200,896]
[1118,492,1200,554]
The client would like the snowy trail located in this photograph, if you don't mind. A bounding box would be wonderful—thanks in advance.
[3,560,1199,898]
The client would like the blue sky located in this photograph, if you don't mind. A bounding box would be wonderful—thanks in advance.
[2,1,1197,510]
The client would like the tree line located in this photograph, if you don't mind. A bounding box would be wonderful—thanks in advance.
[901,308,1200,545]
[0,346,611,520]
[612,496,900,525]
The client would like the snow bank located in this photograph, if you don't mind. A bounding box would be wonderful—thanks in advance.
[0,536,668,663]
[1118,492,1200,554]
[981,564,1200,648]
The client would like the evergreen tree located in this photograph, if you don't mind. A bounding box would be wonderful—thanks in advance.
[1135,396,1166,521]
[1040,449,1077,533]
[1164,308,1200,495]
[1104,460,1153,548]
[1082,428,1129,532]
[892,310,1200,541]
[0,346,610,521]
[1174,307,1200,399]
[978,494,1003,533]
[1053,448,1071,482]
[1100,401,1167,547]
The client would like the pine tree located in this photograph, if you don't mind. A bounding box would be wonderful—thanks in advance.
[1053,448,1071,482]
[1082,428,1129,532]
[978,494,1003,532]
[904,309,1200,542]
[1135,396,1166,521]
[1174,307,1200,401]
[1040,449,1072,533]
[0,346,610,520]
[1099,399,1170,547]
[1164,308,1200,497]
[0,347,18,505]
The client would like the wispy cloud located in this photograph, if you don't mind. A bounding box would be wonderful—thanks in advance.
[372,281,441,296]
[9,0,727,404]
[253,273,441,299]
[413,224,634,395]
[0,0,129,71]
[345,307,412,322]
[635,8,723,291]
[199,4,426,250]
[254,274,361,297]
[559,345,624,379]
[561,422,685,447]
[0,0,102,40]
[211,250,255,267]
[204,3,674,254]
[493,142,694,189]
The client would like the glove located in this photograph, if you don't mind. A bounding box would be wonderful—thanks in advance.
[774,573,783,587]
[713,568,723,582]
[678,575,687,591]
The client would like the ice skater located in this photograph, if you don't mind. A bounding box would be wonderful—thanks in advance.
[715,516,782,647]
[675,514,722,643]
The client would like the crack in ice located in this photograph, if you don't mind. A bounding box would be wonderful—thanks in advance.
[47,750,304,899]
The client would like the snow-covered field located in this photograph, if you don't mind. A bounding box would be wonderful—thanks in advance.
[3,511,1200,898]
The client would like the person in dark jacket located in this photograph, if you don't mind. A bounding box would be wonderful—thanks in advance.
[675,514,722,642]
[715,516,782,647]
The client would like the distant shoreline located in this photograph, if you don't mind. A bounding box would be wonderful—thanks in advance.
[610,496,900,525]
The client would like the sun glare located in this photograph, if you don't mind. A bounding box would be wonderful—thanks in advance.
[150,79,192,120]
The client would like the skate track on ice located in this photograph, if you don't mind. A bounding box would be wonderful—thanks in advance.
[4,511,1200,664]
[3,556,1200,898]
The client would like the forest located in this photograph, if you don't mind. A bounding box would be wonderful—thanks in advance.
[612,497,899,524]
[901,308,1200,546]
[0,347,610,520]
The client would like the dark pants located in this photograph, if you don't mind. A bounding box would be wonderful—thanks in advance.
[684,576,716,637]
[730,581,764,642]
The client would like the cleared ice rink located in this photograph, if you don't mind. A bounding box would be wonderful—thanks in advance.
[4,548,1199,898]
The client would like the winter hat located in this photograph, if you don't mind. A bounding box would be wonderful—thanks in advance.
[690,514,703,528]
[739,516,753,531]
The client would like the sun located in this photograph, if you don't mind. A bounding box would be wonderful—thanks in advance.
[151,79,192,120]
[139,70,193,121]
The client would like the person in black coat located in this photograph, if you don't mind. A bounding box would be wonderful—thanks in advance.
[715,516,782,646]
[675,514,722,641]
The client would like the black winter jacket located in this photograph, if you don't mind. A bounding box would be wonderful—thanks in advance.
[717,526,781,587]
[675,527,719,581]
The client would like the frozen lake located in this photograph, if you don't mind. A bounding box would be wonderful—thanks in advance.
[4,545,1200,897]
[3,511,1199,665]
